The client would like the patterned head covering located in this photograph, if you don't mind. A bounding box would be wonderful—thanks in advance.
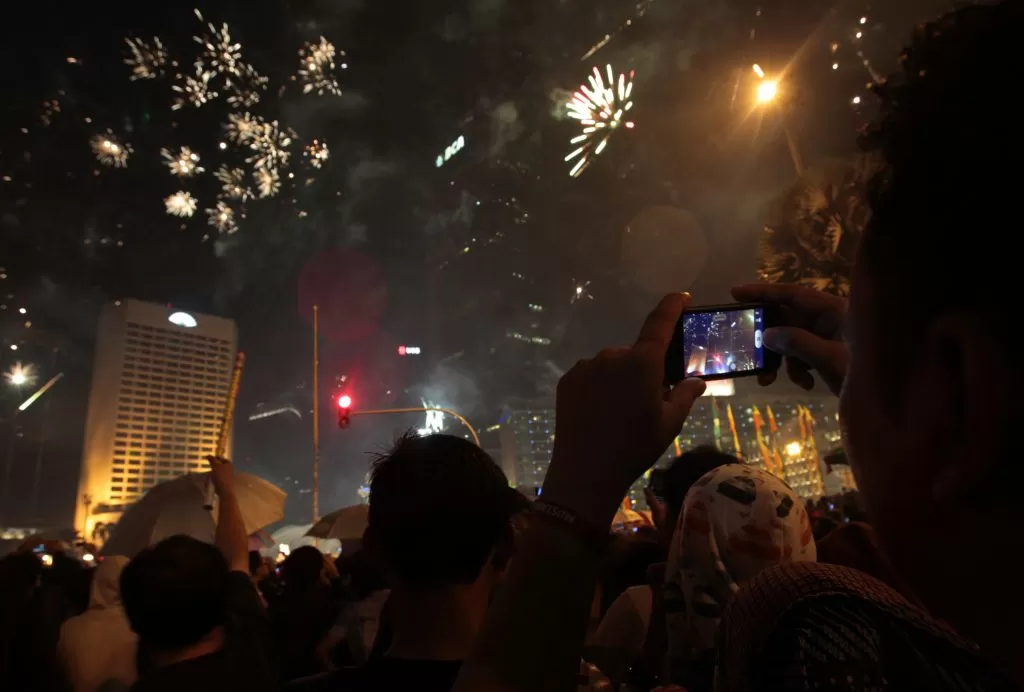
[663,464,815,671]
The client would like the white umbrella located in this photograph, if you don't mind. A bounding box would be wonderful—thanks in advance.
[305,504,369,541]
[100,472,286,558]
[267,524,340,555]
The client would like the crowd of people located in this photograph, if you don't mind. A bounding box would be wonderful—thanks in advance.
[3,2,1023,690]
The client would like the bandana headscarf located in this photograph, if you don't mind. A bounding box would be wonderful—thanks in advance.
[663,464,815,672]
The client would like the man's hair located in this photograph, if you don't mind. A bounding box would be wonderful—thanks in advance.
[280,545,324,591]
[120,535,230,651]
[662,446,739,519]
[859,1,1021,395]
[248,550,263,576]
[367,432,526,590]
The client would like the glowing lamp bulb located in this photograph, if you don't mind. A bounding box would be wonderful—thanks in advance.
[756,80,778,104]
[10,371,26,386]
[338,394,352,409]
[785,441,803,457]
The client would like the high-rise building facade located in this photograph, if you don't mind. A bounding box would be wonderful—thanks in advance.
[74,300,237,540]
[498,405,555,495]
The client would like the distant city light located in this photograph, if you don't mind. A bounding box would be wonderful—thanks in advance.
[435,135,465,168]
[397,345,421,355]
[786,441,803,457]
[18,308,26,315]
[851,95,861,105]
[168,311,198,328]
[859,16,867,24]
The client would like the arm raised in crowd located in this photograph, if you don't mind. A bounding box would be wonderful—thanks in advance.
[453,293,706,692]
[208,455,250,575]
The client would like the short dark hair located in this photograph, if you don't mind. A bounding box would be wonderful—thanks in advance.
[662,446,739,519]
[367,432,526,589]
[120,535,230,651]
[860,1,1021,396]
[280,545,324,591]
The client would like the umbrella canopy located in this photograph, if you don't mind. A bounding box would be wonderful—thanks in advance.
[306,504,369,541]
[269,524,340,555]
[101,472,286,558]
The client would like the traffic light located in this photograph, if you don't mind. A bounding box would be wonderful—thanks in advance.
[337,394,353,429]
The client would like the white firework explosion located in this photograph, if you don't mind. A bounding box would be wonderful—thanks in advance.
[296,36,344,96]
[90,130,133,168]
[246,117,293,171]
[225,67,268,109]
[171,62,218,110]
[206,200,238,234]
[214,165,251,201]
[224,112,259,145]
[570,280,593,304]
[164,191,198,217]
[124,36,169,81]
[160,146,205,177]
[303,139,329,169]
[254,167,280,198]
[192,9,242,76]
[564,64,636,178]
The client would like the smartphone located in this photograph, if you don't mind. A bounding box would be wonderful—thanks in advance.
[664,302,781,383]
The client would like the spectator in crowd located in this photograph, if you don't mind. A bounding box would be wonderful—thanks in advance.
[587,447,736,684]
[302,433,526,691]
[455,3,1024,690]
[120,456,276,691]
[58,555,138,692]
[269,546,341,680]
[662,464,814,691]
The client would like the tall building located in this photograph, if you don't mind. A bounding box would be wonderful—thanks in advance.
[74,300,237,540]
[498,404,555,495]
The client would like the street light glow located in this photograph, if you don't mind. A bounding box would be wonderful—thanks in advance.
[756,80,779,104]
[337,394,352,409]
[786,441,803,457]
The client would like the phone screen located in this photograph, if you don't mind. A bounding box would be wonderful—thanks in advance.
[682,307,764,376]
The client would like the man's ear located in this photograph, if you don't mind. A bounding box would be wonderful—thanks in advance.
[924,313,1013,505]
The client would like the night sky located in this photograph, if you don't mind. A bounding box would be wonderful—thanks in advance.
[0,0,955,527]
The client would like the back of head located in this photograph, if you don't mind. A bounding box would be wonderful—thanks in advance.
[120,535,230,651]
[664,464,815,663]
[89,555,129,609]
[367,432,526,590]
[280,546,324,592]
[662,446,739,520]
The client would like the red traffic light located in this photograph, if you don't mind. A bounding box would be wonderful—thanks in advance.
[338,394,353,409]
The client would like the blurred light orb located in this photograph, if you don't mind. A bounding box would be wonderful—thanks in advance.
[622,206,708,294]
[756,80,778,104]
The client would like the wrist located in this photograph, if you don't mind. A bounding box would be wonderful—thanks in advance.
[542,457,625,529]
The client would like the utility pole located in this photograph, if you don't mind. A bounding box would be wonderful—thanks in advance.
[312,305,320,526]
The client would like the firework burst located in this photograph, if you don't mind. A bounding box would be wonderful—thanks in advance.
[214,165,251,201]
[206,200,238,234]
[124,36,169,81]
[160,146,205,177]
[225,64,268,109]
[5,362,37,387]
[172,62,218,110]
[296,37,344,96]
[89,131,132,167]
[224,111,259,145]
[90,130,133,168]
[164,191,198,217]
[255,168,280,198]
[564,64,635,177]
[192,9,242,76]
[304,139,329,169]
[246,117,293,171]
[570,280,593,304]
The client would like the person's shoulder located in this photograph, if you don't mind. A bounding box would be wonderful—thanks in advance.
[718,562,1012,692]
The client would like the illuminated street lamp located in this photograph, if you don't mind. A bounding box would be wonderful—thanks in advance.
[756,79,779,104]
